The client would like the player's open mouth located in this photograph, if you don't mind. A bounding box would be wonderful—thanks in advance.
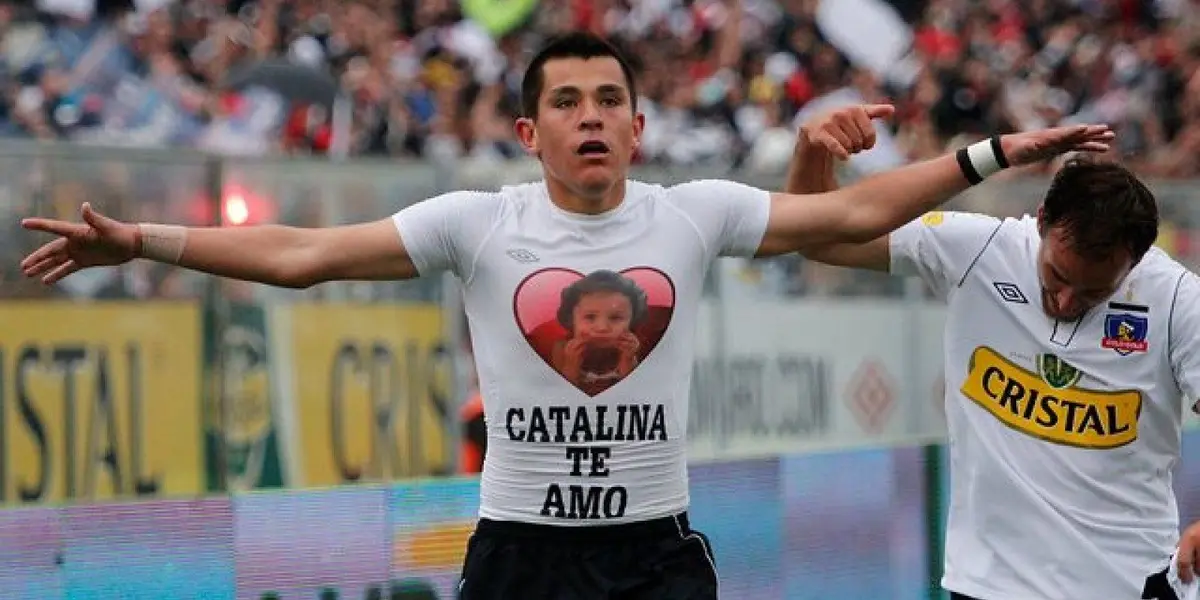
[576,141,611,157]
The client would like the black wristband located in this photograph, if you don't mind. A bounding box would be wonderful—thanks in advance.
[989,135,1010,168]
[957,137,1008,185]
[957,147,983,185]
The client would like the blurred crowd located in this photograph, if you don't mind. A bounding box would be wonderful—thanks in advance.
[3,0,1200,300]
[0,0,1196,169]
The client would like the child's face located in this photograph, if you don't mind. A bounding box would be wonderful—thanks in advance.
[571,291,633,340]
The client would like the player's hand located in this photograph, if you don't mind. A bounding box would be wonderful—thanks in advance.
[19,203,139,285]
[1177,520,1200,583]
[799,104,896,161]
[1000,124,1115,166]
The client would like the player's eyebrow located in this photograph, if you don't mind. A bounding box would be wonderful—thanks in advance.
[595,84,627,97]
[548,83,628,99]
[549,85,581,97]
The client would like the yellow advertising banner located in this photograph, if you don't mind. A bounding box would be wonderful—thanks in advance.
[281,304,452,487]
[0,301,203,505]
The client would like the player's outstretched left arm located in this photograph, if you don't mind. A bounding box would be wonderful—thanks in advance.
[755,123,1115,256]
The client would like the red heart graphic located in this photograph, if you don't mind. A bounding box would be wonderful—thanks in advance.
[513,267,676,396]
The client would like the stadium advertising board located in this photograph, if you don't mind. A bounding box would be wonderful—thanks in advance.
[216,298,954,485]
[0,507,62,597]
[206,303,287,492]
[0,449,942,599]
[0,302,204,505]
[61,497,236,599]
[688,299,948,459]
[389,478,480,598]
[234,487,390,600]
[279,304,454,487]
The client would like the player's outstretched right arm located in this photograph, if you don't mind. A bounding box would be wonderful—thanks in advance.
[757,124,1114,257]
[20,203,417,288]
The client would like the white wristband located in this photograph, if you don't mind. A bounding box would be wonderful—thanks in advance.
[137,223,187,264]
[956,136,1010,184]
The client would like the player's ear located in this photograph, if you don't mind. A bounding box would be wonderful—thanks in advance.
[515,117,539,157]
[631,111,645,153]
[1036,206,1046,236]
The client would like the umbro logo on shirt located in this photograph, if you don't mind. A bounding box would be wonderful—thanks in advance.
[993,282,1028,304]
[506,249,540,263]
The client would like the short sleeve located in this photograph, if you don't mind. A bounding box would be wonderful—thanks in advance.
[391,191,498,280]
[1169,272,1200,410]
[666,179,772,258]
[889,211,1004,299]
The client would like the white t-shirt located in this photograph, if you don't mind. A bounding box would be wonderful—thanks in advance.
[393,179,771,525]
[891,211,1200,600]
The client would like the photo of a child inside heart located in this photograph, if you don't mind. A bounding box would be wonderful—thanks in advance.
[514,267,675,396]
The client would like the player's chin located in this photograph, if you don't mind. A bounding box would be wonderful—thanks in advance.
[573,169,618,195]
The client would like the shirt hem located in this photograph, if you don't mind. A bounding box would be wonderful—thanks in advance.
[943,575,1054,600]
[478,504,690,527]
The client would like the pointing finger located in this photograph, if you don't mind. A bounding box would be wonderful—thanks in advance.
[863,104,896,120]
[22,217,89,238]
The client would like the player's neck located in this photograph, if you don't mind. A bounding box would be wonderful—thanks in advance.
[545,177,627,216]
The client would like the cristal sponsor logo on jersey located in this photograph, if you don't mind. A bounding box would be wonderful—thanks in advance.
[959,346,1142,449]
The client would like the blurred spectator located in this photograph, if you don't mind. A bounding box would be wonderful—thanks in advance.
[0,0,1193,173]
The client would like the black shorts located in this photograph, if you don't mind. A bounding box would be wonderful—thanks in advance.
[1142,564,1183,600]
[457,512,718,600]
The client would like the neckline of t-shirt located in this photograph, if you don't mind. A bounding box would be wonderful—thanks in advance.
[540,180,639,224]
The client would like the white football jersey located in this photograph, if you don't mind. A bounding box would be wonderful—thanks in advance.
[891,212,1200,600]
[393,179,770,525]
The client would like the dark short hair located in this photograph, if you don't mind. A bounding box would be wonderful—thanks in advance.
[557,270,648,333]
[1040,157,1159,262]
[521,32,638,120]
